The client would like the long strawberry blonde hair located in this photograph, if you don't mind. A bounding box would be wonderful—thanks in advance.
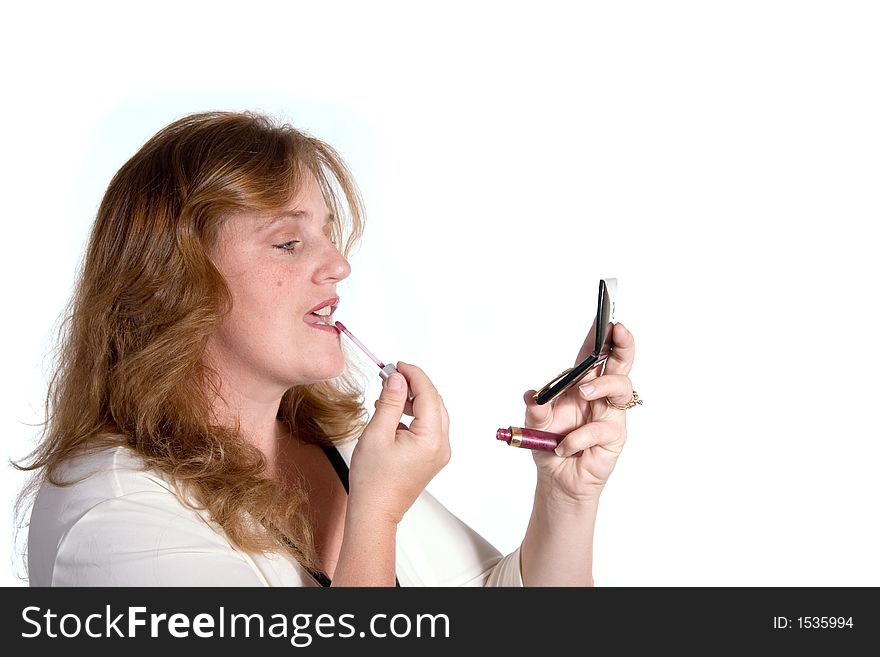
[15,111,368,574]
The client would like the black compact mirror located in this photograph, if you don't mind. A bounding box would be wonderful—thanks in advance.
[533,278,617,406]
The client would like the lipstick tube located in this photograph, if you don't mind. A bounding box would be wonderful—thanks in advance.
[496,426,584,457]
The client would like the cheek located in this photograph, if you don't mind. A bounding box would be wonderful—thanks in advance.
[226,268,288,314]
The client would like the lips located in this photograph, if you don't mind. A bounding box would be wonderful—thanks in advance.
[303,296,339,326]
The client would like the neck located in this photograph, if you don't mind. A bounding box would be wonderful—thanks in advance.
[205,380,291,475]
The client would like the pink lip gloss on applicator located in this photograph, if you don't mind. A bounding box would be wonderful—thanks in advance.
[335,321,415,402]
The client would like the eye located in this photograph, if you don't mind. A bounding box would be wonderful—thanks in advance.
[273,240,300,254]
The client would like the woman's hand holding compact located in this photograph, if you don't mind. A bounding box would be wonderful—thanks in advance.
[522,323,636,503]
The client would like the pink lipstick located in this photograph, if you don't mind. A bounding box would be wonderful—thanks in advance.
[335,321,415,403]
[496,426,584,457]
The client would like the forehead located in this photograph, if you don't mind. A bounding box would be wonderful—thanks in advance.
[255,209,336,233]
[253,175,335,232]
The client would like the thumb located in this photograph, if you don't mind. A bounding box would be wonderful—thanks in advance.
[368,373,408,439]
[523,389,553,429]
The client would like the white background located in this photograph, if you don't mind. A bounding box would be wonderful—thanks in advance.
[2,1,879,586]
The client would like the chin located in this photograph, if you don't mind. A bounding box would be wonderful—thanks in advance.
[314,366,346,382]
[305,360,347,384]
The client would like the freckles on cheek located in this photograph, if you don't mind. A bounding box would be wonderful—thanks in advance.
[276,279,283,288]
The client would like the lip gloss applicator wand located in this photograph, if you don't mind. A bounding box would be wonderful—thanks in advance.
[334,321,415,402]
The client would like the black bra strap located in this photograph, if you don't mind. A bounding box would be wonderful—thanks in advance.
[318,444,400,588]
[321,443,350,494]
[309,569,332,587]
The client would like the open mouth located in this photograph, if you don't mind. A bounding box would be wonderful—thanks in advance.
[309,305,334,325]
[304,298,339,327]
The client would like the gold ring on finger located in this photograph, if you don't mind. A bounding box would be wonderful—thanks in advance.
[606,389,643,411]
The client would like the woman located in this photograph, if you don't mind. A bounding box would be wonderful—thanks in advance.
[18,111,636,586]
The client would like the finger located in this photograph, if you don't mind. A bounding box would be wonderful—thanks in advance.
[410,389,448,434]
[554,421,617,458]
[603,322,635,376]
[376,398,415,416]
[439,395,449,436]
[577,373,633,409]
[394,361,444,428]
[368,372,408,444]
[523,389,554,430]
[379,373,425,418]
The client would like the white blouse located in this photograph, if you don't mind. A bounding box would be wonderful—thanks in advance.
[27,442,523,587]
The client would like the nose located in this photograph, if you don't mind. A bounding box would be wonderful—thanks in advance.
[315,241,351,283]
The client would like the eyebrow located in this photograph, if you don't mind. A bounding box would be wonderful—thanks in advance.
[257,210,336,232]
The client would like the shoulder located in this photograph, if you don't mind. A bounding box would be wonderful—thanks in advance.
[27,445,274,586]
[42,443,177,500]
[29,444,179,544]
[29,444,177,543]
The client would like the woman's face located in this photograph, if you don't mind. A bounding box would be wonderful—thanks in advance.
[205,172,351,394]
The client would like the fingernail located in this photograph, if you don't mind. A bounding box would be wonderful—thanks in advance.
[579,384,595,398]
[386,373,404,390]
[554,446,566,457]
